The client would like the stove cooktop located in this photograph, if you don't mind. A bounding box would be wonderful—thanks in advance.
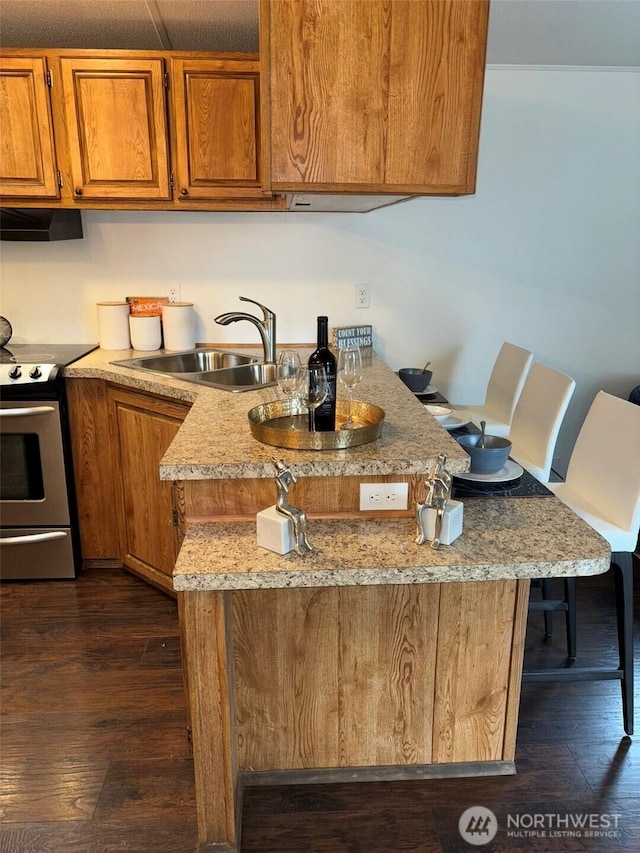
[0,343,97,366]
[0,343,98,388]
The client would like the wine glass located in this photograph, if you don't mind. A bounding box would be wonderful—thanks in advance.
[338,343,363,429]
[298,365,328,432]
[277,350,302,429]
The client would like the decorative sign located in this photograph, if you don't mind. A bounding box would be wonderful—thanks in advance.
[332,325,373,350]
[126,296,169,316]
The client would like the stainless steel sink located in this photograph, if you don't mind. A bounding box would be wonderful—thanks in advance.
[112,348,257,375]
[191,362,278,392]
[110,347,277,392]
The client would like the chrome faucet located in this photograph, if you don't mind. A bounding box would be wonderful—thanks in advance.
[214,297,276,364]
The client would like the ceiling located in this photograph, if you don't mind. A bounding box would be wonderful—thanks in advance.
[0,0,639,67]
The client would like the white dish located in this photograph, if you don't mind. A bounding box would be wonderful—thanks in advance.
[424,404,453,422]
[438,414,472,432]
[454,459,524,484]
[413,385,439,397]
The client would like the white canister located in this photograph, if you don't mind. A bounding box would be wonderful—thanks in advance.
[97,302,131,350]
[162,302,195,351]
[129,315,162,351]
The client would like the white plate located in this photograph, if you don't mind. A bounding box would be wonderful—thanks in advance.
[413,385,439,396]
[437,414,472,431]
[454,459,524,484]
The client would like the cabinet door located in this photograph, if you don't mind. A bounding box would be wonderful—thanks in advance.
[171,57,264,200]
[109,387,190,593]
[60,57,171,200]
[0,57,60,199]
[262,0,488,195]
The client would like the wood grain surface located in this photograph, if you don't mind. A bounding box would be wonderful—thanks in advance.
[183,474,426,520]
[171,57,264,200]
[264,0,489,193]
[67,378,121,560]
[108,386,190,591]
[0,56,60,198]
[60,57,171,200]
[233,580,520,772]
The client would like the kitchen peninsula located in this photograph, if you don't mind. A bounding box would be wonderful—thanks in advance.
[66,349,610,852]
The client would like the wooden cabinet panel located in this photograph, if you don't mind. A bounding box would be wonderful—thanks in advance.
[433,580,520,763]
[233,583,440,771]
[172,57,263,200]
[234,587,341,771]
[66,379,120,560]
[262,0,488,194]
[60,57,171,200]
[109,387,189,592]
[0,57,60,199]
[263,0,387,187]
[386,0,488,190]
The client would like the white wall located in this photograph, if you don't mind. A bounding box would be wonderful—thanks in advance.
[1,67,639,474]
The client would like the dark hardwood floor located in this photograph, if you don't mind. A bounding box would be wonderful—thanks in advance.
[1,562,638,852]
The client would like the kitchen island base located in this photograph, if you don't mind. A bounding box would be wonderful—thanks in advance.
[178,578,529,850]
[174,509,609,850]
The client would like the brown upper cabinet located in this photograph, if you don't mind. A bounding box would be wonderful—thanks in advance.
[60,56,171,201]
[0,49,281,209]
[171,56,264,200]
[0,56,60,199]
[260,0,489,195]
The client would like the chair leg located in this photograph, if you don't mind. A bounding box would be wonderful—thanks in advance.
[564,577,577,661]
[523,555,634,736]
[542,578,554,638]
[611,552,634,737]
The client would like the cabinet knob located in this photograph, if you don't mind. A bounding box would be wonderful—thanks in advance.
[180,188,188,196]
[74,187,83,196]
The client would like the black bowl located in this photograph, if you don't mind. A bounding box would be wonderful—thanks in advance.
[399,367,433,392]
[457,433,512,474]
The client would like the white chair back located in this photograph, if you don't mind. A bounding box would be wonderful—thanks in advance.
[565,391,640,539]
[483,342,534,426]
[509,363,576,482]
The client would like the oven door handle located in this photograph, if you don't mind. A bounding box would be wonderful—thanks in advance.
[0,406,56,418]
[1,531,68,545]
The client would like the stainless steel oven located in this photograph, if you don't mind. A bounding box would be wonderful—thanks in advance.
[0,343,97,579]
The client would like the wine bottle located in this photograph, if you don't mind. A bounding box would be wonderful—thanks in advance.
[308,316,337,431]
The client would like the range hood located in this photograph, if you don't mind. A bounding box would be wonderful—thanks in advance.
[0,208,83,241]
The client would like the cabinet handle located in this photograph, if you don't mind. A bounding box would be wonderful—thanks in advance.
[75,187,83,196]
[180,188,188,196]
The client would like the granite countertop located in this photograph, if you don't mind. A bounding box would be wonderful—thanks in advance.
[65,346,470,481]
[173,498,610,590]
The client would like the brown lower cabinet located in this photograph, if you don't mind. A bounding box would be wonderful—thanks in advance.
[67,379,191,594]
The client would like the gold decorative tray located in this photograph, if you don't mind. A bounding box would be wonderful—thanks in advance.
[248,399,385,450]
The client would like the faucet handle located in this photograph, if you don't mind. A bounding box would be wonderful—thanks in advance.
[239,296,274,320]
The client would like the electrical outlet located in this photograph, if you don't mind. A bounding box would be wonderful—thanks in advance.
[167,285,181,303]
[355,284,370,309]
[359,482,408,511]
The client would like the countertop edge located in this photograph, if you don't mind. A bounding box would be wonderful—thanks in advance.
[173,556,610,591]
[172,509,611,591]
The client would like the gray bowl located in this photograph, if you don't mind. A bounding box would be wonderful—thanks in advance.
[457,433,512,474]
[399,367,433,392]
